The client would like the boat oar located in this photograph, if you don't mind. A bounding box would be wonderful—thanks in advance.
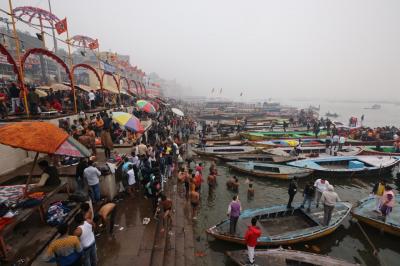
[355,220,388,266]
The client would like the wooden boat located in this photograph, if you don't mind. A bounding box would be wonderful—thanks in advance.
[205,133,241,141]
[240,130,328,141]
[214,153,297,164]
[250,138,326,148]
[226,248,359,266]
[226,161,313,180]
[345,139,394,146]
[352,195,400,237]
[199,140,246,147]
[288,156,400,177]
[192,146,261,157]
[206,202,352,246]
[325,112,339,118]
[264,146,363,157]
[360,146,400,156]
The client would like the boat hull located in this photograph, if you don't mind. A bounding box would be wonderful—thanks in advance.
[206,202,351,246]
[352,196,400,237]
[226,162,313,180]
[225,249,359,266]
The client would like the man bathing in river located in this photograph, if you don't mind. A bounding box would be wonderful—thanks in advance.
[227,195,242,235]
[190,188,200,220]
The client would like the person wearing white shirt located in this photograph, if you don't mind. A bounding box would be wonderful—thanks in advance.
[314,178,330,208]
[126,165,136,196]
[338,136,346,151]
[332,135,339,151]
[88,91,96,109]
[84,160,101,202]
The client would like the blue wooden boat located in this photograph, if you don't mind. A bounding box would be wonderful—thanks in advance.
[226,248,359,266]
[287,156,399,177]
[226,161,313,180]
[206,202,351,246]
[352,195,400,236]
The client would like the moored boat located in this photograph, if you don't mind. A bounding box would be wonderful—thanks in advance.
[287,156,400,177]
[199,140,246,147]
[264,146,363,157]
[214,153,297,164]
[360,146,400,156]
[192,146,261,156]
[206,202,352,246]
[226,161,313,180]
[250,138,325,148]
[352,195,400,237]
[226,248,359,266]
[241,130,328,141]
[205,133,241,141]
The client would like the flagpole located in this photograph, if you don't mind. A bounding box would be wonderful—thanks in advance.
[65,23,78,113]
[8,0,29,116]
[96,45,105,107]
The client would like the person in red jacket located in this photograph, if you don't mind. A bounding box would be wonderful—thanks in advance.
[244,217,261,265]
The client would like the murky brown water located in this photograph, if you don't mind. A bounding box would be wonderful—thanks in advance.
[192,158,400,266]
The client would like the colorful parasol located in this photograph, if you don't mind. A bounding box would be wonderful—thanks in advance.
[55,136,92,157]
[112,112,144,133]
[171,108,185,117]
[151,101,160,111]
[136,100,156,114]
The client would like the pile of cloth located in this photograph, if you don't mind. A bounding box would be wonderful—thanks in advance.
[46,201,71,226]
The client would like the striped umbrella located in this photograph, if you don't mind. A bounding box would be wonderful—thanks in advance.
[136,100,156,114]
[112,112,144,132]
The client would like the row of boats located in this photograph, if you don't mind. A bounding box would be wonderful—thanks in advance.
[192,129,400,265]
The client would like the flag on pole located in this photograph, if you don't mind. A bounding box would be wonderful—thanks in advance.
[88,39,99,50]
[55,18,68,35]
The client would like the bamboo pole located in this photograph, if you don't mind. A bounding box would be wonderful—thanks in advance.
[66,25,78,113]
[25,152,39,195]
[8,0,29,116]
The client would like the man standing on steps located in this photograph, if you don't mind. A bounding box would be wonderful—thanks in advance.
[244,217,261,265]
[190,187,200,220]
[287,177,298,209]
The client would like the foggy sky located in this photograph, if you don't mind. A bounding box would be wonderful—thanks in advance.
[2,0,400,100]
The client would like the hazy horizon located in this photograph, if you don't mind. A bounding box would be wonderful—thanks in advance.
[1,0,400,100]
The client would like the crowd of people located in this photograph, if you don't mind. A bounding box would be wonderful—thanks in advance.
[0,82,134,118]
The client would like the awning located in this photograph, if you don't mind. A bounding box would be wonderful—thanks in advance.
[98,86,119,94]
[120,89,130,96]
[76,84,96,93]
[37,83,71,91]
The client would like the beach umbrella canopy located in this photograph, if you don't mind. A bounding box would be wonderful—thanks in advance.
[136,100,156,114]
[151,101,160,111]
[0,122,90,157]
[171,108,184,117]
[112,112,144,133]
[0,122,91,190]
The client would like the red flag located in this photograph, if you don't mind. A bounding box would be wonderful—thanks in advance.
[55,18,68,35]
[88,39,99,50]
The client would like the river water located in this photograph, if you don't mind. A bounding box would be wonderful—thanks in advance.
[280,99,400,128]
[192,158,400,266]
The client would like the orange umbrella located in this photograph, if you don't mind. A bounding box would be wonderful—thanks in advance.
[0,122,90,191]
[0,122,68,154]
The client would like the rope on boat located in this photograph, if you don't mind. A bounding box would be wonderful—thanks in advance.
[355,221,387,266]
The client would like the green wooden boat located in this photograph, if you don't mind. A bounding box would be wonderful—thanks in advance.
[241,130,328,141]
[361,146,400,156]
